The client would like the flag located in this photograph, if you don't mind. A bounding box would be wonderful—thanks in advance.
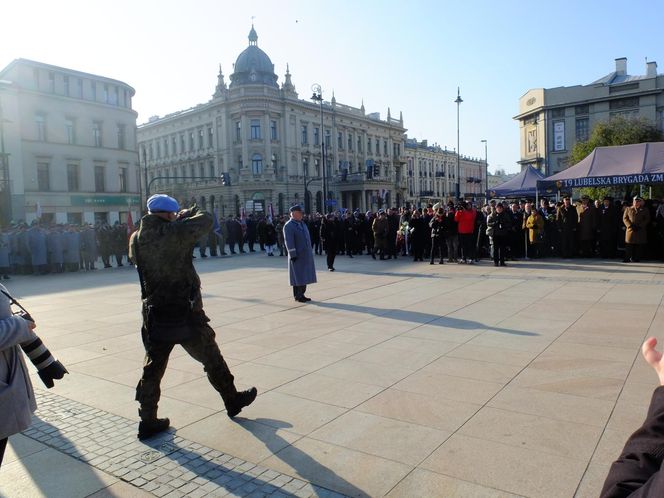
[126,211,135,239]
[213,209,221,235]
[36,201,42,219]
[268,203,274,222]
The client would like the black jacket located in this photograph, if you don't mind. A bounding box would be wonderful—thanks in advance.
[601,386,664,497]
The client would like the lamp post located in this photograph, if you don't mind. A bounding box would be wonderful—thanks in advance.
[454,87,463,200]
[0,97,12,224]
[311,84,327,213]
[481,139,488,204]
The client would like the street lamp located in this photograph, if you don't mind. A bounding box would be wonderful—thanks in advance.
[311,84,327,213]
[454,87,463,200]
[481,139,488,203]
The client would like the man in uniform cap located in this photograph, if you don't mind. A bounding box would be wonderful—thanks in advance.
[129,194,257,439]
[283,205,317,302]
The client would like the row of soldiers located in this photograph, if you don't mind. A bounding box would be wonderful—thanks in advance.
[0,222,131,276]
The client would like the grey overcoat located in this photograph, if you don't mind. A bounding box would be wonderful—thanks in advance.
[283,218,317,286]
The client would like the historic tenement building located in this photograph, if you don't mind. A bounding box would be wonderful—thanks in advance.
[404,138,484,207]
[515,57,664,176]
[137,26,408,216]
[0,59,139,225]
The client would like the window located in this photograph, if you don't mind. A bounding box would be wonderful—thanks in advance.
[103,84,109,103]
[190,164,195,178]
[148,143,153,160]
[92,121,102,147]
[575,104,589,116]
[235,121,241,141]
[313,127,319,146]
[348,133,353,151]
[91,80,97,101]
[337,132,343,149]
[156,141,161,158]
[251,154,263,175]
[325,130,331,148]
[199,163,205,178]
[172,137,177,155]
[367,137,372,153]
[198,129,204,149]
[67,164,79,191]
[376,138,380,155]
[189,132,194,150]
[123,89,128,107]
[575,118,589,142]
[551,108,565,119]
[163,138,169,157]
[77,78,83,98]
[251,120,261,140]
[34,114,49,141]
[111,86,119,106]
[65,119,75,144]
[358,136,362,152]
[271,120,278,140]
[37,162,50,191]
[208,127,214,148]
[301,124,308,145]
[384,140,388,156]
[117,124,126,149]
[119,167,128,192]
[610,97,639,110]
[63,75,69,96]
[209,160,215,177]
[94,165,105,192]
[180,134,185,153]
[48,72,55,93]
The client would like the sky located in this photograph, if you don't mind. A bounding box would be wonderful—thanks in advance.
[2,0,663,174]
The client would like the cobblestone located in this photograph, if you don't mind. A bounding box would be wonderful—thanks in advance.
[25,390,347,497]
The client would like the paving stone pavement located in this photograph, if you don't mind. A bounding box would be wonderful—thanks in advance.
[23,390,347,498]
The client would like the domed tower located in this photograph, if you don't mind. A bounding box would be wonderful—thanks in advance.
[229,25,278,88]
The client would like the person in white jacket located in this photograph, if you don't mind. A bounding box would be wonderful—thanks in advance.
[0,284,37,467]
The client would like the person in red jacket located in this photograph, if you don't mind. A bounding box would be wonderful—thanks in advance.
[454,201,477,264]
[601,337,664,497]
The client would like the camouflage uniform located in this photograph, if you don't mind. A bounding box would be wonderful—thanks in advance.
[129,207,238,421]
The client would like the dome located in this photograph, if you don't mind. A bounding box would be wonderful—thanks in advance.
[229,26,278,88]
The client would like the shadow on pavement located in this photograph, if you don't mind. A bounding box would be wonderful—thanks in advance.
[236,417,367,497]
[311,301,538,337]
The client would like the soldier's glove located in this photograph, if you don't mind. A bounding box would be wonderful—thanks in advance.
[38,360,69,389]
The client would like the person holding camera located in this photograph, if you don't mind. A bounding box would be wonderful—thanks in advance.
[129,194,257,440]
[623,196,650,263]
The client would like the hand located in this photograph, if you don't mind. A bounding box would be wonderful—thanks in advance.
[642,337,664,386]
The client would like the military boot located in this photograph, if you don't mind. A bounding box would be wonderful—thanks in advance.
[226,387,258,418]
[138,417,170,440]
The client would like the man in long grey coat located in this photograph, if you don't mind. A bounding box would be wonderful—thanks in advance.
[283,205,317,302]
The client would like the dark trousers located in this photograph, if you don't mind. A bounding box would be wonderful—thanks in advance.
[0,437,7,467]
[136,315,237,421]
[560,232,575,258]
[326,247,337,269]
[430,238,444,263]
[459,233,474,261]
[625,244,644,262]
[493,236,508,264]
[599,239,617,259]
[292,285,307,299]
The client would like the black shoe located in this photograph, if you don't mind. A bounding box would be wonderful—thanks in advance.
[500,262,507,267]
[329,268,335,271]
[430,262,434,265]
[138,417,170,440]
[303,296,312,301]
[226,388,258,418]
[295,297,308,303]
[494,262,499,266]
[371,253,376,260]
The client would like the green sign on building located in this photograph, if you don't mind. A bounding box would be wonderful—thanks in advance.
[70,195,141,207]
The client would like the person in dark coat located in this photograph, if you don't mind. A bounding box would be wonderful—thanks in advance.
[263,219,277,256]
[372,210,389,261]
[81,224,98,270]
[623,196,651,263]
[245,215,257,252]
[97,223,113,268]
[309,214,322,255]
[342,212,356,258]
[442,203,458,262]
[429,209,445,265]
[256,217,267,252]
[283,205,317,302]
[409,210,427,262]
[129,194,257,440]
[233,218,245,253]
[387,208,400,259]
[112,222,125,267]
[556,196,578,258]
[320,213,340,270]
[487,203,511,266]
[598,197,619,259]
[577,196,597,257]
[225,218,236,254]
[600,336,664,497]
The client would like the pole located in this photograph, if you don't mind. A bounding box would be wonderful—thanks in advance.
[454,87,463,200]
[481,139,488,204]
[320,100,327,213]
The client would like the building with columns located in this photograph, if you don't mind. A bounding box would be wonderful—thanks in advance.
[0,59,139,225]
[515,57,664,176]
[137,26,408,216]
[404,138,485,207]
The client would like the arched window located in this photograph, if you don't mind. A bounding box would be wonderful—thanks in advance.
[251,154,263,175]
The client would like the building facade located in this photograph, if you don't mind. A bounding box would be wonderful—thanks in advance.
[515,57,664,176]
[404,138,485,207]
[487,168,517,190]
[0,59,140,225]
[137,26,408,216]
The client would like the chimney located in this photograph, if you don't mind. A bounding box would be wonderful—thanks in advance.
[615,57,627,75]
[647,61,658,77]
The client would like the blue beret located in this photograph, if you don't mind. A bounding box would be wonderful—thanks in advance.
[289,204,302,213]
[147,194,179,213]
